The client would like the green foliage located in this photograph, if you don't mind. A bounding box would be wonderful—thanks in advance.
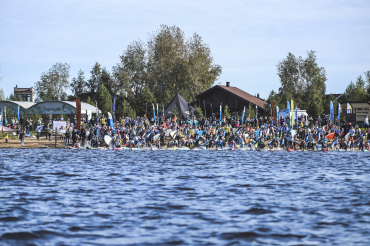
[0,88,5,100]
[269,51,327,118]
[85,96,94,106]
[87,62,102,96]
[171,105,180,118]
[34,63,70,101]
[245,103,256,119]
[120,99,136,118]
[70,70,88,98]
[223,104,231,118]
[112,25,222,115]
[32,109,41,123]
[341,75,368,102]
[141,87,156,116]
[194,104,203,117]
[97,83,112,116]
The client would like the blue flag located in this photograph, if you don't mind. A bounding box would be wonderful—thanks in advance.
[287,101,290,119]
[152,104,155,122]
[17,105,20,123]
[329,101,334,122]
[4,106,7,125]
[241,106,245,126]
[219,104,222,121]
[156,104,159,123]
[295,107,298,127]
[276,106,279,122]
[112,96,116,117]
[337,103,341,122]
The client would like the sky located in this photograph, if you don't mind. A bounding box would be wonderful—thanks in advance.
[0,0,369,100]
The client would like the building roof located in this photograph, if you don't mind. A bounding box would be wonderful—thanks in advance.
[0,101,36,109]
[62,101,100,114]
[196,85,267,109]
[15,88,32,92]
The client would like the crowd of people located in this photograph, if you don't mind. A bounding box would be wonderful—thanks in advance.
[4,113,370,151]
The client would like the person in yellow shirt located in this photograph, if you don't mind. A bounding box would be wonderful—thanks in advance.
[101,117,106,126]
[5,133,9,143]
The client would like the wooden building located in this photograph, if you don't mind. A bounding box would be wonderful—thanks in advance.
[340,101,370,126]
[193,82,267,118]
[14,86,34,102]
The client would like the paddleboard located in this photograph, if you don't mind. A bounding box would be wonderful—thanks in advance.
[104,135,112,145]
[153,134,160,141]
[345,132,350,141]
[170,131,177,139]
[108,112,114,133]
[287,149,295,152]
[338,149,346,152]
[326,132,335,140]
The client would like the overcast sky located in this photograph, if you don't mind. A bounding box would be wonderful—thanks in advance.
[0,0,369,100]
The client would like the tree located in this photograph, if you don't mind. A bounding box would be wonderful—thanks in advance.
[141,86,156,116]
[112,25,222,115]
[34,63,70,101]
[365,70,370,98]
[120,99,136,118]
[324,94,338,116]
[194,104,203,117]
[85,96,94,106]
[97,84,112,116]
[87,62,102,98]
[341,76,368,102]
[223,104,231,118]
[171,105,180,118]
[0,88,5,100]
[271,51,327,118]
[245,103,256,119]
[70,70,88,98]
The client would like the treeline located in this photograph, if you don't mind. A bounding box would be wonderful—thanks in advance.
[266,51,370,118]
[32,25,222,117]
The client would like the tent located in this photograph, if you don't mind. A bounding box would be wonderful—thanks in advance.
[1,126,14,133]
[161,93,195,119]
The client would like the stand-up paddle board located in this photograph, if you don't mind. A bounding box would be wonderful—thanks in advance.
[104,135,112,145]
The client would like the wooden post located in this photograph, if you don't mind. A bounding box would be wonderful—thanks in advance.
[55,127,57,148]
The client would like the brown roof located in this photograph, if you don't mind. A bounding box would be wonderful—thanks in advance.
[218,85,267,108]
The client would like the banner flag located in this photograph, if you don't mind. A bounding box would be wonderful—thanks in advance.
[112,96,116,117]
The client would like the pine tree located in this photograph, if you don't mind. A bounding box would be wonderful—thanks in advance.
[0,88,5,100]
[97,84,112,116]
[121,99,136,118]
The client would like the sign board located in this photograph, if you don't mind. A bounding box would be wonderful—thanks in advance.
[86,110,92,121]
[29,102,76,115]
[53,121,67,130]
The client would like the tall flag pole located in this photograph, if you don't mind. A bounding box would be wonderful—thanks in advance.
[152,103,155,123]
[337,103,341,123]
[286,101,290,127]
[112,96,116,118]
[219,104,222,121]
[241,106,245,126]
[95,100,98,118]
[295,107,298,128]
[76,98,81,130]
[4,106,7,125]
[329,101,334,123]
[271,101,276,122]
[17,105,20,123]
[255,105,258,118]
[203,100,206,118]
[290,99,294,127]
[156,103,159,123]
[269,104,272,118]
[276,106,279,123]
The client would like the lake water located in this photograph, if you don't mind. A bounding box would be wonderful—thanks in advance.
[0,149,370,245]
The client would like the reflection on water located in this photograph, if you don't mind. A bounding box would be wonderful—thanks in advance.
[0,149,370,245]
